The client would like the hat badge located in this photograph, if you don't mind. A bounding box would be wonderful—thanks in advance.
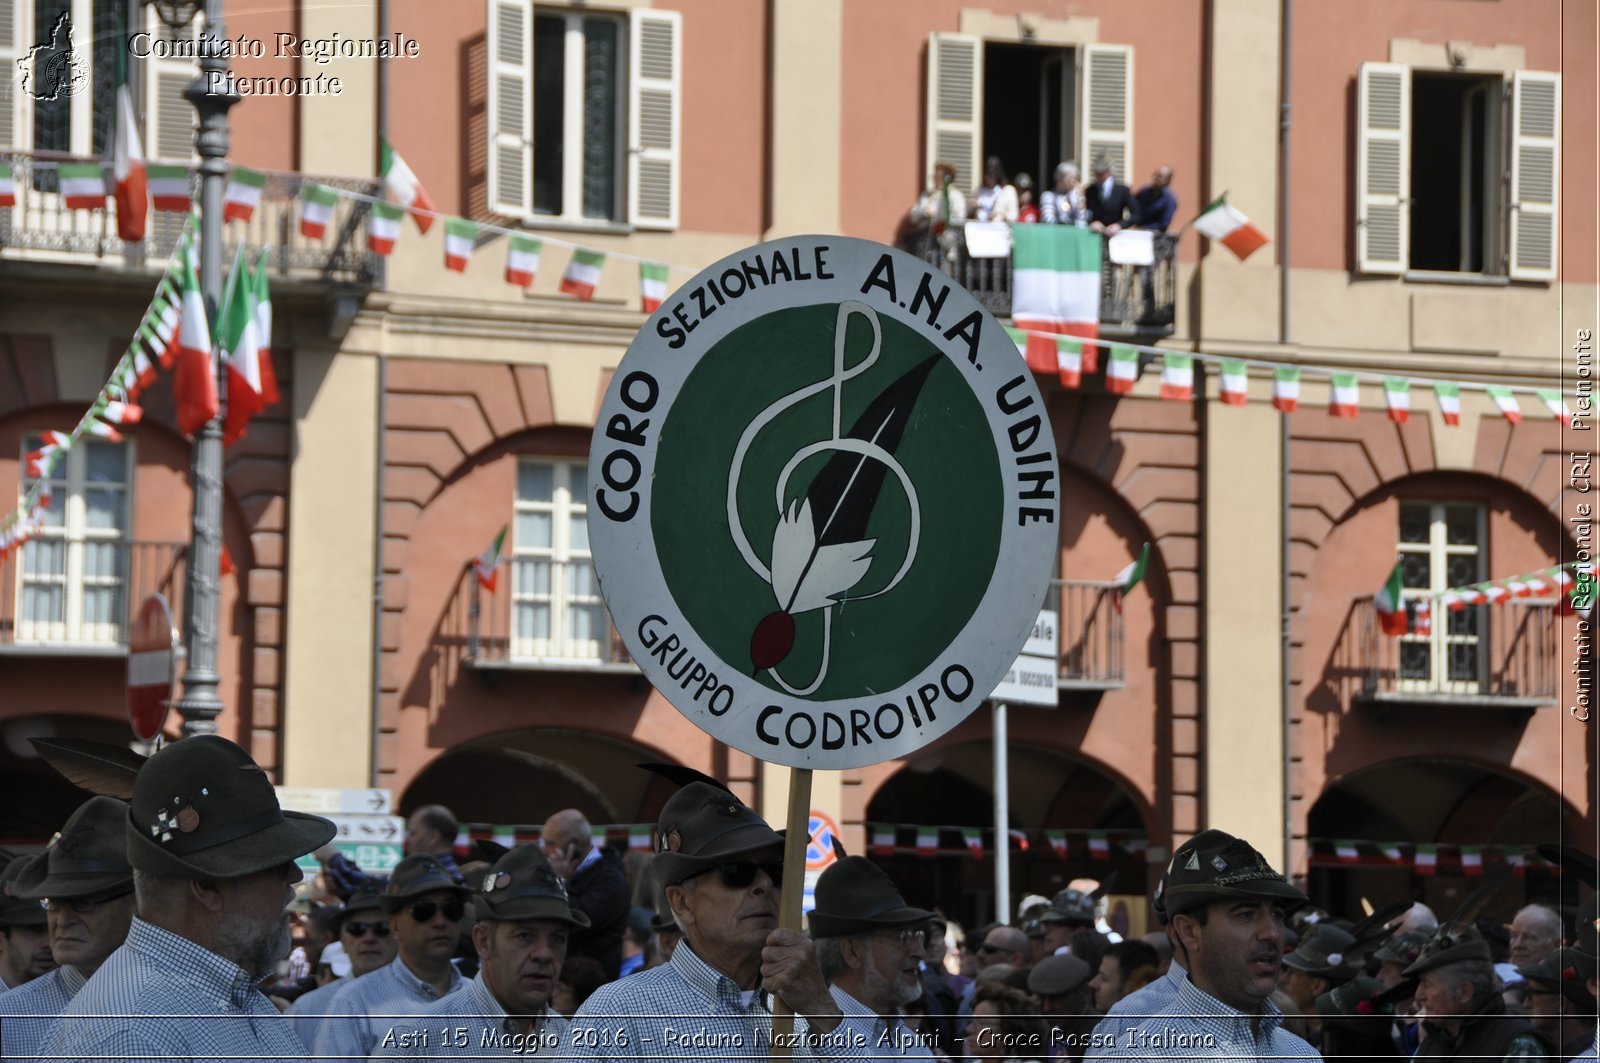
[665,829,682,853]
[1212,855,1228,872]
[485,871,511,893]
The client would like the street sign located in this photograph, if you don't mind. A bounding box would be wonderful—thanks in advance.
[292,812,405,879]
[805,811,842,872]
[274,787,393,816]
[1021,609,1058,657]
[589,237,1059,770]
[324,813,405,843]
[990,652,1058,706]
[127,594,177,742]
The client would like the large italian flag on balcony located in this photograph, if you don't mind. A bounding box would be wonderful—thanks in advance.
[474,524,508,591]
[112,67,147,242]
[380,137,436,233]
[1374,561,1409,636]
[173,245,218,435]
[1011,225,1100,375]
[1193,195,1269,260]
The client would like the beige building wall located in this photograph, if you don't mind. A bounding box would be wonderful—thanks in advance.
[767,0,843,237]
[296,0,379,178]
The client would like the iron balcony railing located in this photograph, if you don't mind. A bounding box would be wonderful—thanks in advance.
[0,538,186,651]
[1354,595,1557,706]
[0,152,379,283]
[1046,578,1125,688]
[907,230,1178,335]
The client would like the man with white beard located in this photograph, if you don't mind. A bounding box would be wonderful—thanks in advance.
[47,736,336,1062]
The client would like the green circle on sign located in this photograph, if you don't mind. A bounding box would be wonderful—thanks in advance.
[652,303,1003,700]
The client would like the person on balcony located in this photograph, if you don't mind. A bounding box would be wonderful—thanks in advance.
[972,156,1019,223]
[1084,157,1142,235]
[1133,166,1177,232]
[1015,174,1041,222]
[1040,162,1089,226]
[907,162,969,263]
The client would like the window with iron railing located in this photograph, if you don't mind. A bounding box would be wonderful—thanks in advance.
[512,458,606,661]
[1397,501,1485,692]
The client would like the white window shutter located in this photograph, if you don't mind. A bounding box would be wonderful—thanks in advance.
[1079,44,1133,185]
[487,0,533,217]
[144,15,200,162]
[925,33,982,195]
[1356,62,1409,274]
[0,0,32,149]
[1509,70,1559,282]
[629,8,680,230]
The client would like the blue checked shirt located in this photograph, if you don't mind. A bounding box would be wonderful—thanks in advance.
[0,962,86,1058]
[45,917,307,1063]
[288,973,351,1048]
[830,985,933,1060]
[315,954,465,1060]
[1090,960,1186,1046]
[369,969,571,1059]
[1087,974,1318,1061]
[565,941,879,1062]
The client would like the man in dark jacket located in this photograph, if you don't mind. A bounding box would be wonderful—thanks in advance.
[1407,925,1552,1060]
[1084,156,1141,234]
[543,809,630,978]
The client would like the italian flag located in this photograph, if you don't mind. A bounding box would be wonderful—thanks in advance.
[1219,359,1248,406]
[1411,598,1432,636]
[444,217,479,272]
[961,828,983,858]
[1459,845,1483,876]
[0,162,14,207]
[505,234,542,287]
[453,830,473,860]
[628,825,652,851]
[148,164,191,212]
[1009,829,1030,852]
[1328,373,1360,418]
[492,825,516,848]
[58,163,107,209]
[1335,840,1361,863]
[1384,378,1411,424]
[1505,576,1532,598]
[1010,225,1101,355]
[112,69,147,242]
[871,824,896,857]
[1486,385,1521,424]
[1192,195,1269,260]
[24,431,72,478]
[1374,561,1408,636]
[1415,844,1438,875]
[1111,542,1150,613]
[473,524,508,591]
[1088,831,1110,861]
[560,248,606,300]
[223,168,266,222]
[367,201,405,255]
[1159,354,1193,401]
[639,261,669,313]
[129,333,157,394]
[1433,381,1461,426]
[252,253,279,405]
[172,245,218,435]
[1046,830,1068,859]
[80,414,122,442]
[1105,345,1140,395]
[1272,366,1301,413]
[97,397,142,426]
[218,251,266,446]
[299,184,338,239]
[1006,327,1082,386]
[380,137,436,233]
[1439,591,1463,612]
[916,827,938,857]
[1481,582,1511,603]
[1537,389,1573,425]
[1380,842,1404,865]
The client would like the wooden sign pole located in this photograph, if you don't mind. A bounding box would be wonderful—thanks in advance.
[770,766,813,1061]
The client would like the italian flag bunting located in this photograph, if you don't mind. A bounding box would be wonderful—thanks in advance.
[560,248,606,300]
[1009,829,1030,852]
[1192,195,1270,260]
[1482,582,1510,604]
[223,168,266,222]
[172,244,218,435]
[1537,389,1572,425]
[1159,354,1193,402]
[871,824,896,857]
[380,137,436,233]
[80,413,123,441]
[97,397,143,426]
[961,828,983,858]
[24,431,73,478]
[628,825,652,851]
[639,261,669,313]
[1328,373,1360,418]
[0,162,14,207]
[367,201,405,255]
[1433,381,1461,426]
[1411,598,1431,636]
[1088,831,1110,860]
[1219,360,1249,406]
[1460,845,1483,875]
[505,234,542,288]
[148,164,191,212]
[1374,561,1408,636]
[1011,225,1101,348]
[1111,542,1150,613]
[1415,844,1438,875]
[444,217,479,272]
[1486,386,1521,424]
[1439,591,1463,612]
[218,251,267,446]
[299,184,338,239]
[1334,840,1361,864]
[473,524,508,591]
[1272,366,1300,412]
[1006,327,1084,386]
[916,826,938,857]
[58,163,107,209]
[112,54,147,242]
[1380,842,1404,864]
[453,829,473,860]
[1384,378,1411,424]
[492,825,516,848]
[1105,345,1140,395]
[1046,830,1068,859]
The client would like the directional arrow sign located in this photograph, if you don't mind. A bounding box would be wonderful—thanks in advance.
[274,787,393,816]
[324,814,404,842]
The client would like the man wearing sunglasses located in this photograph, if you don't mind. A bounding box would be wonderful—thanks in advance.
[568,780,879,1062]
[287,883,397,1048]
[316,853,468,1060]
[0,797,134,1056]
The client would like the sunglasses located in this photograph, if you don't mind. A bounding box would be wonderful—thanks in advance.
[705,861,784,890]
[406,900,466,923]
[41,890,133,915]
[343,921,391,938]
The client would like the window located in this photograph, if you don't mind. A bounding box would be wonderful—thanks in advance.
[511,459,606,660]
[488,1,681,229]
[1396,501,1484,692]
[926,34,1132,204]
[1357,63,1559,280]
[15,435,131,644]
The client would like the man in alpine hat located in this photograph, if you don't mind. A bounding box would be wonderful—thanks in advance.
[1278,922,1359,1047]
[810,855,936,1058]
[375,843,589,1057]
[1404,921,1550,1059]
[1089,829,1318,1060]
[48,734,336,1062]
[0,854,54,994]
[0,796,134,1056]
[567,780,880,1061]
[1558,892,1599,1061]
[287,882,397,1048]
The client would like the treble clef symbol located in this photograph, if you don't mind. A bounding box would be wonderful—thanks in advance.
[727,302,941,693]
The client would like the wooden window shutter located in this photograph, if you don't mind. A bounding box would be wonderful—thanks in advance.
[925,33,981,194]
[1356,62,1409,274]
[1508,70,1559,282]
[1079,44,1133,186]
[0,0,32,148]
[487,0,533,217]
[628,8,680,230]
[144,14,200,162]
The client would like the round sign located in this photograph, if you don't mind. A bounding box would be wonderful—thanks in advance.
[589,236,1059,769]
[806,811,843,872]
[128,594,177,742]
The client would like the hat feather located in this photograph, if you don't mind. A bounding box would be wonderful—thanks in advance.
[30,738,146,800]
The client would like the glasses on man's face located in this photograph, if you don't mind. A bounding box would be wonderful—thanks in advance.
[880,927,929,951]
[407,900,466,923]
[343,920,391,938]
[41,890,133,915]
[706,861,784,890]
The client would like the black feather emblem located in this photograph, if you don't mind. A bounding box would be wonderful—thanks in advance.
[30,738,146,800]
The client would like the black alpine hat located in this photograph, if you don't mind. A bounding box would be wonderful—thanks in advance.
[1520,946,1599,1009]
[1316,975,1395,1033]
[1028,953,1091,996]
[652,781,784,887]
[1401,924,1492,977]
[1152,828,1231,924]
[475,844,590,926]
[1161,830,1307,917]
[337,882,388,926]
[1283,923,1358,980]
[1039,887,1095,926]
[1372,929,1430,968]
[1560,892,1599,981]
[126,735,336,880]
[809,856,933,937]
[0,856,47,928]
[379,854,470,913]
[14,796,132,900]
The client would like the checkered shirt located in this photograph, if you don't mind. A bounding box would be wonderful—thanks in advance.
[1090,960,1186,1045]
[369,969,571,1059]
[286,973,350,1048]
[1577,1032,1600,1061]
[565,941,879,1062]
[45,917,307,1062]
[314,954,464,1060]
[0,962,86,1057]
[1086,974,1318,1061]
[829,985,933,1060]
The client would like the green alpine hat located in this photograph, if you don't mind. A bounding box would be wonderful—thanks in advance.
[1561,892,1599,981]
[1401,924,1492,977]
[652,781,784,887]
[14,796,132,900]
[1152,828,1232,924]
[1372,930,1430,968]
[809,856,933,937]
[336,882,388,925]
[1316,975,1395,1033]
[0,855,47,928]
[475,844,589,926]
[379,854,470,913]
[1283,923,1358,980]
[1161,830,1308,917]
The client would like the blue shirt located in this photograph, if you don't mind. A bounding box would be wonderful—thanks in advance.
[830,984,933,1060]
[370,969,571,1059]
[287,973,351,1048]
[1087,974,1318,1061]
[0,962,86,1057]
[1091,959,1186,1045]
[46,917,307,1063]
[315,955,465,1060]
[1134,187,1177,232]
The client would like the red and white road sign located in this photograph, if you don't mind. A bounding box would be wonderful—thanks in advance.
[128,594,177,742]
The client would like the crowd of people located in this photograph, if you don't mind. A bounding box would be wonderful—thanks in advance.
[907,154,1177,240]
[0,735,1594,1062]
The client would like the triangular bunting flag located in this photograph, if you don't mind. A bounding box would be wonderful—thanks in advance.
[1537,389,1572,425]
[148,164,191,212]
[1088,831,1110,861]
[1272,366,1300,413]
[1328,373,1360,418]
[367,202,405,255]
[1334,840,1361,863]
[505,234,543,288]
[1383,378,1410,424]
[1219,359,1248,406]
[1105,346,1140,395]
[58,163,107,209]
[444,217,479,272]
[1433,381,1461,426]
[870,824,896,857]
[961,828,983,858]
[1460,845,1483,875]
[1159,354,1193,402]
[628,825,653,851]
[223,168,266,222]
[916,827,938,857]
[560,249,606,300]
[299,184,339,239]
[1486,386,1521,424]
[639,261,669,313]
[1046,830,1068,860]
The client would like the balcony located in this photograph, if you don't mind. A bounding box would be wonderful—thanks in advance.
[1353,596,1557,708]
[1047,579,1125,689]
[0,539,187,654]
[0,153,378,284]
[465,558,636,673]
[905,230,1178,336]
